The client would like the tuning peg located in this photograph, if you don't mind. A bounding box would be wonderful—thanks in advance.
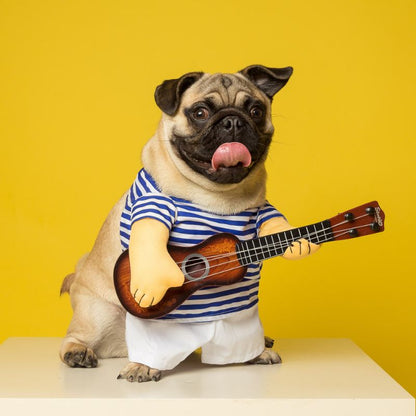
[344,212,354,222]
[366,207,376,216]
[348,229,358,237]
[371,222,381,232]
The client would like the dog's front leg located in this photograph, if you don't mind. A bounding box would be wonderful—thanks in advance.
[247,336,282,365]
[117,362,162,383]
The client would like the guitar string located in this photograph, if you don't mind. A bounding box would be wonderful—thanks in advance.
[175,213,372,269]
[180,225,373,285]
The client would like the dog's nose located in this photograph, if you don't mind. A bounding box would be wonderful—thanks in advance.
[222,116,243,132]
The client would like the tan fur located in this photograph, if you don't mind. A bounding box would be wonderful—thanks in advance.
[60,273,75,295]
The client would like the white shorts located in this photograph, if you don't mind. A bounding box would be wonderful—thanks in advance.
[125,306,265,370]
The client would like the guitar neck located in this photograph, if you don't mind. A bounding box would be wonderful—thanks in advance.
[235,201,385,266]
[236,220,332,265]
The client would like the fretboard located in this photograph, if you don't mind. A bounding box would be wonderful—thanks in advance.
[236,220,333,266]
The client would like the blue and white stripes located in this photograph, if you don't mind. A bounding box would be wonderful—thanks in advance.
[120,168,283,323]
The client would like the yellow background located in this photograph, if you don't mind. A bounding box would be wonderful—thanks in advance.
[1,0,415,395]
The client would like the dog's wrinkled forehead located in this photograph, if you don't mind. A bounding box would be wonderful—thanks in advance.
[179,73,268,110]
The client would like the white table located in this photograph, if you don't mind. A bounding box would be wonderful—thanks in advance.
[0,337,413,415]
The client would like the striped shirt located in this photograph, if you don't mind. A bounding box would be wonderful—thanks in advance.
[120,168,284,323]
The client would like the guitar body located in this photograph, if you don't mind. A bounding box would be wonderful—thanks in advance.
[114,233,246,319]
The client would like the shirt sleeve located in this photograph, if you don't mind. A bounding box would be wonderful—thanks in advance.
[256,201,286,231]
[130,194,177,231]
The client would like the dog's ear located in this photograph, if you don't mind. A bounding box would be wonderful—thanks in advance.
[155,72,204,116]
[239,65,293,99]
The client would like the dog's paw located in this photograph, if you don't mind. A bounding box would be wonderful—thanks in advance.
[62,342,98,368]
[264,336,275,348]
[248,348,282,365]
[117,362,162,383]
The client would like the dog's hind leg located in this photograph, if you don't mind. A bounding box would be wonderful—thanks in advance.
[264,336,275,348]
[60,289,127,367]
[60,193,128,367]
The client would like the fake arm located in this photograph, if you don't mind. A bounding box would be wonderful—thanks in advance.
[129,218,184,308]
[259,216,320,260]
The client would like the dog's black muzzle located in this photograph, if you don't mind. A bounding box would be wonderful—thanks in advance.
[172,109,271,184]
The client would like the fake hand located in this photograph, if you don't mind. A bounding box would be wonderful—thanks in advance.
[282,238,320,260]
[129,219,184,308]
[130,254,184,308]
[259,216,320,260]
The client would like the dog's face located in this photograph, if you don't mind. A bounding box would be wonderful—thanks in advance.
[154,65,293,185]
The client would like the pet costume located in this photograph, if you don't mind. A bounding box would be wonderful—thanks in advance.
[120,168,284,368]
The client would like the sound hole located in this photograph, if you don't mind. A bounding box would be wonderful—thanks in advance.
[181,253,210,281]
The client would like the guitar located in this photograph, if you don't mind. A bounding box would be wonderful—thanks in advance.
[114,201,385,319]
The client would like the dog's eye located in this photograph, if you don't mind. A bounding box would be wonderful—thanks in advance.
[192,107,210,121]
[250,106,263,119]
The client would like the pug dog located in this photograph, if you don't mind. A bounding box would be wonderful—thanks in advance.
[60,65,319,382]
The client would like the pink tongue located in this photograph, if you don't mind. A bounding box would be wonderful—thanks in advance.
[211,142,252,171]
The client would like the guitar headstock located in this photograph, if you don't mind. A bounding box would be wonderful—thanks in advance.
[328,201,385,241]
